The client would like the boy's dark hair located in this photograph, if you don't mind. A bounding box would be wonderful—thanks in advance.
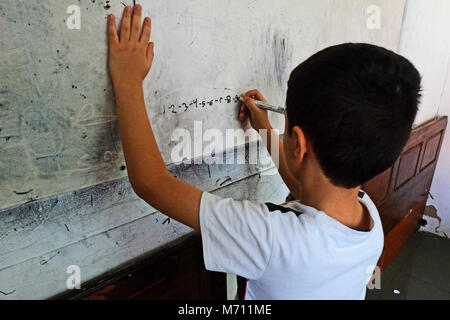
[286,43,421,188]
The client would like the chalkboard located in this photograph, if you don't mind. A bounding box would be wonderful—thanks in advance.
[0,0,405,210]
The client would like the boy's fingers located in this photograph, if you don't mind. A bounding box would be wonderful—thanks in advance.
[141,17,152,44]
[130,4,142,41]
[245,89,267,102]
[120,6,132,42]
[146,42,154,64]
[243,96,260,114]
[107,14,119,46]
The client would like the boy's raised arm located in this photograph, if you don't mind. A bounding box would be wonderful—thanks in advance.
[239,90,302,199]
[107,5,202,231]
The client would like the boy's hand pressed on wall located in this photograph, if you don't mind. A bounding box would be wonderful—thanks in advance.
[107,5,154,88]
[239,89,272,131]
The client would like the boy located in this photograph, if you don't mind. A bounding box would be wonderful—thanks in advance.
[107,6,421,299]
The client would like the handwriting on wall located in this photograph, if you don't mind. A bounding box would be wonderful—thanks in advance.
[163,94,241,115]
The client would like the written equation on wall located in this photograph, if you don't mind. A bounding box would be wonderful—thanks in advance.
[163,94,241,115]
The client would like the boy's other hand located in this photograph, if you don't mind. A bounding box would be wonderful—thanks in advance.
[239,90,272,131]
[107,5,154,88]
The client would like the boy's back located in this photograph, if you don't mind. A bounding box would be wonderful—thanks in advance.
[200,190,383,300]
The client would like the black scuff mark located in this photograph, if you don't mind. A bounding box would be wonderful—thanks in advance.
[24,196,37,204]
[120,1,137,8]
[162,217,171,225]
[217,176,232,186]
[40,251,60,265]
[13,189,33,195]
[0,289,16,296]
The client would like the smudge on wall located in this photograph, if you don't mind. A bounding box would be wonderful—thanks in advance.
[271,28,293,90]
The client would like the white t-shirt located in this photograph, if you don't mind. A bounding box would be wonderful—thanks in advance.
[199,190,384,300]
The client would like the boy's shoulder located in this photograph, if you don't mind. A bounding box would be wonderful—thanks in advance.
[200,189,381,232]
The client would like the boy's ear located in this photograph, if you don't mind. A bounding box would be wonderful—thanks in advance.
[292,126,308,162]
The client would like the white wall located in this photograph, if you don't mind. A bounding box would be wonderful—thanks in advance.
[427,57,450,236]
[398,0,450,235]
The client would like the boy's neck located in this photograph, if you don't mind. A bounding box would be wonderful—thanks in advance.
[299,175,373,231]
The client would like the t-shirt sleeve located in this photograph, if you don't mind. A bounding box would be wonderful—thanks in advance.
[199,191,274,280]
